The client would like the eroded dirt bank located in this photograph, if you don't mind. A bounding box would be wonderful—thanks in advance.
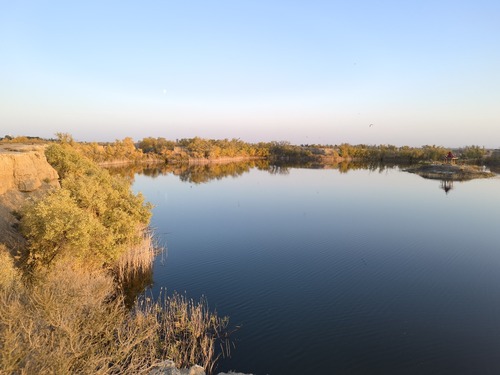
[0,144,59,252]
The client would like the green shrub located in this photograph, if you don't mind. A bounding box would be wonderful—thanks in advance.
[45,142,98,179]
[21,143,152,269]
[20,189,113,267]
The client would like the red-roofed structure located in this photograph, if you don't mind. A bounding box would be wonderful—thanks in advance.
[445,151,458,164]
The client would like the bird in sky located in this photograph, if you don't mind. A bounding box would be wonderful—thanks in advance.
[369,123,374,127]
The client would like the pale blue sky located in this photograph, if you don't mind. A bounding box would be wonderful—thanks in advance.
[1,1,499,146]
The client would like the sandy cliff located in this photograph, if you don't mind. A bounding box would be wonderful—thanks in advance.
[0,144,59,195]
[0,144,59,251]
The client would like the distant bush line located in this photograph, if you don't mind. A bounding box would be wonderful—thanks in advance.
[2,133,499,165]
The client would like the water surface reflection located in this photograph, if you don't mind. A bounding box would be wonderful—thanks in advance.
[130,163,499,374]
[108,160,408,184]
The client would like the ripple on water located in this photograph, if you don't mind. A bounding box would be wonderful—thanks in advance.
[138,167,500,375]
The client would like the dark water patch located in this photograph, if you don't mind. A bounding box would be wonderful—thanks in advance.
[133,166,500,375]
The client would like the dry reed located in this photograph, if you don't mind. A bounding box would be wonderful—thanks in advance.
[143,290,231,374]
[0,261,160,374]
[115,230,157,282]
[0,245,19,290]
[0,258,232,375]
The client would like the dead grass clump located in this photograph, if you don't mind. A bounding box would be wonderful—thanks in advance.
[0,261,232,375]
[0,244,19,289]
[115,231,157,283]
[151,291,231,374]
[114,231,158,307]
[0,261,160,374]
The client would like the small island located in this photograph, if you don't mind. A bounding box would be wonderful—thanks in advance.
[404,163,495,181]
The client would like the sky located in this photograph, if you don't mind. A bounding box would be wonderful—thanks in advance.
[1,1,499,147]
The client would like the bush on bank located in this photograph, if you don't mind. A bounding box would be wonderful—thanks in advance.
[21,143,152,269]
[0,141,230,374]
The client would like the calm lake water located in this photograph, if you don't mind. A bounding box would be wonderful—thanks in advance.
[131,163,500,375]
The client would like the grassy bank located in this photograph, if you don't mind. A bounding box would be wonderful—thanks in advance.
[0,141,230,374]
[0,252,229,374]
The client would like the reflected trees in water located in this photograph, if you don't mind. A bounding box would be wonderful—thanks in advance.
[105,160,408,184]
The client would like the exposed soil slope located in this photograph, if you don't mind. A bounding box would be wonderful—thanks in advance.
[0,144,59,252]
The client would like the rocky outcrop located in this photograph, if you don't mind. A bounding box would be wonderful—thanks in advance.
[0,144,59,195]
[150,360,252,375]
[149,361,205,375]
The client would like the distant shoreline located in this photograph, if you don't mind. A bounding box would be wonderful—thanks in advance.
[2,136,499,167]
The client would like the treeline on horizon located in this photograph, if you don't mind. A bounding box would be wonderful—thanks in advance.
[1,133,499,164]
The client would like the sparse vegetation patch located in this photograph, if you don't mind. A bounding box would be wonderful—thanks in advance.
[0,139,232,374]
